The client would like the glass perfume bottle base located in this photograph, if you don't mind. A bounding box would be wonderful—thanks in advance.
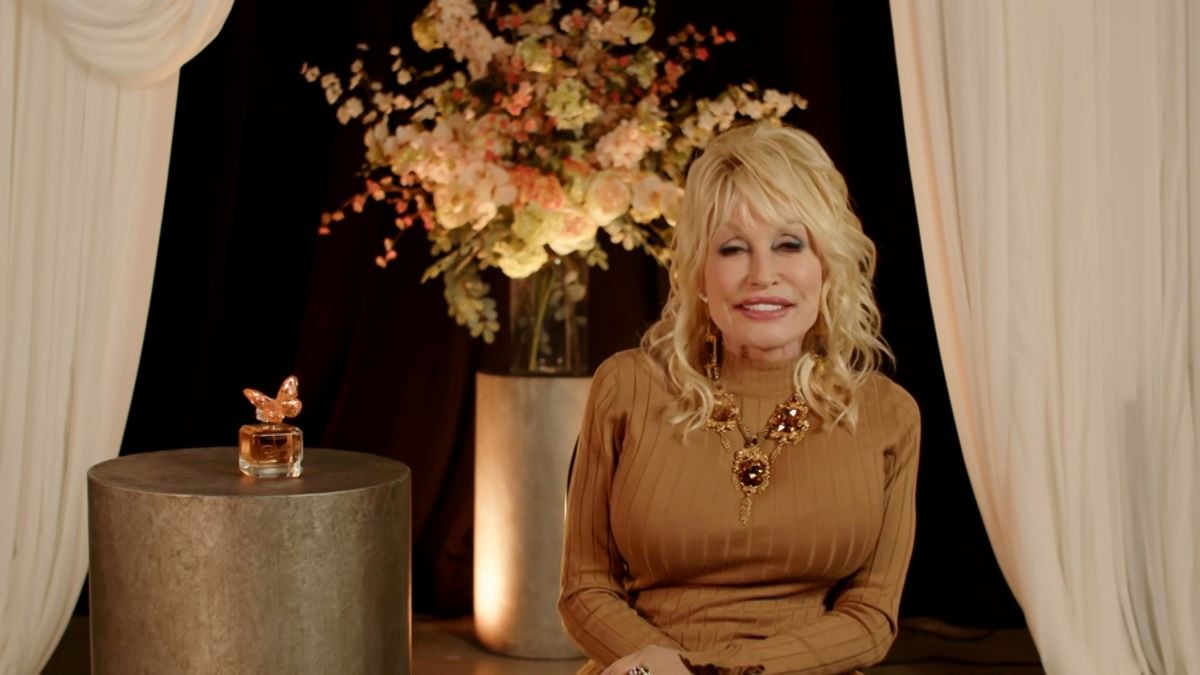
[239,458,303,478]
[238,422,303,479]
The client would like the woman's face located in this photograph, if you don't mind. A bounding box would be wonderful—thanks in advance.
[702,209,823,362]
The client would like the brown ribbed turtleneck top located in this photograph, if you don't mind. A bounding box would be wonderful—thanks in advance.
[558,349,920,675]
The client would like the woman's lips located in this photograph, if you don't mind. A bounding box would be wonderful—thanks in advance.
[734,297,794,320]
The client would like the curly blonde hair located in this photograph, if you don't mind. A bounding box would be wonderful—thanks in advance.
[640,122,891,430]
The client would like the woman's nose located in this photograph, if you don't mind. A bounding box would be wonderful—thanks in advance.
[746,252,778,287]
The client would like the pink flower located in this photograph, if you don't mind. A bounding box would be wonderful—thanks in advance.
[665,61,684,87]
[502,81,534,116]
[509,166,567,210]
[497,14,523,30]
[583,170,632,225]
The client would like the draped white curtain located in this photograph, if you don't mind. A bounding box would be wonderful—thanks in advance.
[891,1,1200,673]
[0,0,233,671]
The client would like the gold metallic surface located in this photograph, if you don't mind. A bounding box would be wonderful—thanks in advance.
[474,373,588,659]
[88,447,411,674]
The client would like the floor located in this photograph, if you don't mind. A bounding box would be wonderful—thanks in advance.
[44,615,1043,674]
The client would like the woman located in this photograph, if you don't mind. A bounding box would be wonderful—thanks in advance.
[558,122,920,675]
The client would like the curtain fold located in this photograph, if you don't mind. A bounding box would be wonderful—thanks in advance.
[46,0,232,86]
[891,1,1200,673]
[0,0,233,671]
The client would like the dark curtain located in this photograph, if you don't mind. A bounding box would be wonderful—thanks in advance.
[105,0,1022,627]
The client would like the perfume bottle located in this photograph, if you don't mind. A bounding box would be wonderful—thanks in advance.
[239,375,304,478]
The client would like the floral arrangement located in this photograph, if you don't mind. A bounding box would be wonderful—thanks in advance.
[306,0,805,343]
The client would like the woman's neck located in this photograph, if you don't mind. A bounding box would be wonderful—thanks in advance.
[719,348,800,399]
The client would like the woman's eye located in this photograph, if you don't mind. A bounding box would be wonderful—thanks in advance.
[718,244,747,256]
[777,239,806,252]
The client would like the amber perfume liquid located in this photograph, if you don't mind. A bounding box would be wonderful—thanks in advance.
[238,423,303,478]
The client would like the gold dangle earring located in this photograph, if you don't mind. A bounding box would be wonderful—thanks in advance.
[703,320,739,447]
[812,317,829,372]
[704,320,720,381]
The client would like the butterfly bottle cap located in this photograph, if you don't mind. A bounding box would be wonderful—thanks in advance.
[244,375,303,424]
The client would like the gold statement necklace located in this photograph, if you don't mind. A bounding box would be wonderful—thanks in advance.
[703,332,811,525]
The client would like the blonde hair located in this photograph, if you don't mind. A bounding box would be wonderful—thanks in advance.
[640,122,891,430]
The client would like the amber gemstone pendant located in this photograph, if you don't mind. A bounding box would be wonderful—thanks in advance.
[732,440,774,525]
[766,394,812,445]
[705,391,741,449]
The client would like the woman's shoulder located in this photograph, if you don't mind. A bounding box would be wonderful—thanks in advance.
[591,348,672,400]
[594,347,664,381]
[858,371,920,431]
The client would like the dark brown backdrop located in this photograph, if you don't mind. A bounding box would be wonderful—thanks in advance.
[95,0,1022,627]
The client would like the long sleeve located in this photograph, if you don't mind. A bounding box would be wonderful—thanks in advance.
[679,399,921,675]
[558,357,684,664]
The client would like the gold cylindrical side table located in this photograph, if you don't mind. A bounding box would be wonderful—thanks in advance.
[88,447,411,674]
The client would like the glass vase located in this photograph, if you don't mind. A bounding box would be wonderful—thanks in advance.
[509,254,588,376]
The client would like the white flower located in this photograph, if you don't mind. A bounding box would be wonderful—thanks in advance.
[630,173,664,222]
[512,205,562,247]
[548,206,600,255]
[629,17,654,44]
[379,124,417,167]
[429,158,515,231]
[596,6,639,43]
[596,120,657,169]
[433,184,473,229]
[364,121,392,164]
[471,199,498,230]
[763,89,794,117]
[739,97,765,120]
[321,73,344,104]
[336,97,364,124]
[585,18,604,42]
[494,182,517,206]
[680,116,712,148]
[426,0,508,80]
[372,92,394,113]
[709,97,738,130]
[659,185,684,226]
[412,14,442,51]
[493,240,548,279]
[583,170,632,226]
[515,37,554,74]
[545,80,601,131]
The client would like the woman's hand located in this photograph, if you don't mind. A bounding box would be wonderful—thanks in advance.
[601,645,692,675]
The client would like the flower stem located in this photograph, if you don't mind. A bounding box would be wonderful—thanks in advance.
[527,267,553,372]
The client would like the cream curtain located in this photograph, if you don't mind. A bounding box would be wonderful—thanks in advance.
[0,0,233,671]
[891,1,1200,673]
